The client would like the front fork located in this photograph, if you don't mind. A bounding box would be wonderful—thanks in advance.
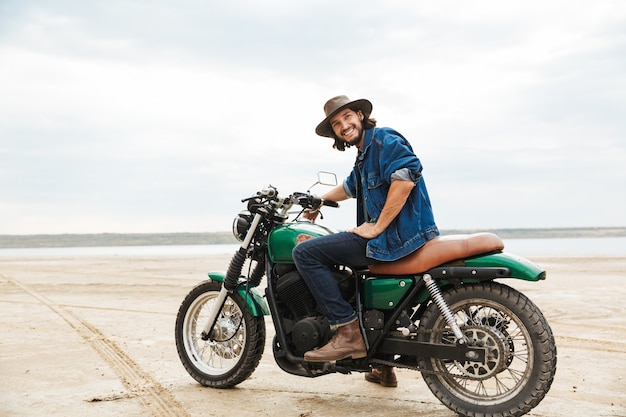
[200,286,230,341]
[200,212,263,341]
[423,273,467,344]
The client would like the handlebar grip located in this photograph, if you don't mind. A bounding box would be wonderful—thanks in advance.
[323,199,339,208]
[261,187,277,197]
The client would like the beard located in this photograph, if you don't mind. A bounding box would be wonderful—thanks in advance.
[341,124,363,147]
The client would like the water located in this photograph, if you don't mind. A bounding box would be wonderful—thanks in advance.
[0,237,624,258]
[0,244,242,258]
[502,237,626,257]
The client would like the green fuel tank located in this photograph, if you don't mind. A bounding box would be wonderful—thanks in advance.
[267,222,336,263]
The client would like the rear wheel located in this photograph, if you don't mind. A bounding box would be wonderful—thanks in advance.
[175,280,265,387]
[418,281,556,417]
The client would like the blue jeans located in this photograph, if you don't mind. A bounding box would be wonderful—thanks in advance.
[292,232,370,326]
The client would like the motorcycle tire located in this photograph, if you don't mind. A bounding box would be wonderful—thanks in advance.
[175,280,266,388]
[417,281,557,417]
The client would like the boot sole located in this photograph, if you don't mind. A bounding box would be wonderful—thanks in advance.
[304,350,367,363]
[364,375,398,387]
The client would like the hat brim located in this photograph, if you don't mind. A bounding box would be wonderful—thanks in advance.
[315,98,373,138]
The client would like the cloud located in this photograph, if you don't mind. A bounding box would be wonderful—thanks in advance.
[1,0,625,234]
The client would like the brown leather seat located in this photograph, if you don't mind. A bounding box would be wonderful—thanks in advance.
[368,233,504,275]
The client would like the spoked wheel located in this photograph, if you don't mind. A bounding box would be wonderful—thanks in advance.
[175,280,265,388]
[418,281,557,417]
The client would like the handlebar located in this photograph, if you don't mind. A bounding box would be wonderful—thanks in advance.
[292,192,339,210]
[242,188,339,220]
[321,199,339,208]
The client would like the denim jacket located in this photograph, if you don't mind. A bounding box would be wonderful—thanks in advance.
[344,127,439,262]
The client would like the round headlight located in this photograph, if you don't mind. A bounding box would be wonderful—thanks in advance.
[232,211,253,241]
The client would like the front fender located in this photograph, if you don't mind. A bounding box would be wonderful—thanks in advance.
[208,271,270,316]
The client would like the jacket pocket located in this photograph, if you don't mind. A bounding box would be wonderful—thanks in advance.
[366,173,383,190]
[364,173,386,221]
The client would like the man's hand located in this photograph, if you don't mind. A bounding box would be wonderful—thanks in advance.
[348,180,415,239]
[303,208,320,222]
[348,222,382,239]
[303,184,349,223]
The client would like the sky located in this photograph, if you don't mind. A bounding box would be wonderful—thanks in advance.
[1,0,625,235]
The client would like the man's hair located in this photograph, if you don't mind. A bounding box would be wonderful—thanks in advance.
[332,108,377,151]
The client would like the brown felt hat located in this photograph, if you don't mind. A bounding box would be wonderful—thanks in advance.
[315,95,373,138]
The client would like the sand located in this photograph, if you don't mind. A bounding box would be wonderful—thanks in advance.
[1,253,625,417]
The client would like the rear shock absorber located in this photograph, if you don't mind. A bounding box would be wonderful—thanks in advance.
[423,273,466,344]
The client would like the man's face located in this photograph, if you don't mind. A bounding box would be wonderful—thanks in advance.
[330,109,364,148]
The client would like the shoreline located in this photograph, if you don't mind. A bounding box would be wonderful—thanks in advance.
[1,236,625,258]
[1,226,626,249]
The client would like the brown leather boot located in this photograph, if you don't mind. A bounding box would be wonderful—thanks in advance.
[304,319,367,362]
[365,365,398,387]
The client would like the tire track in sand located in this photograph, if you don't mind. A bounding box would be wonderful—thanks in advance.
[4,275,190,417]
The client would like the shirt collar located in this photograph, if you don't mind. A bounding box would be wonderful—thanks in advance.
[357,128,375,161]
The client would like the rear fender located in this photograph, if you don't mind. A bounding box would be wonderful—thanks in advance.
[463,251,546,281]
[414,251,546,303]
[208,271,270,316]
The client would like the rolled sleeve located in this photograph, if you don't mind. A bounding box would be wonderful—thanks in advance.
[390,168,412,182]
[342,179,355,198]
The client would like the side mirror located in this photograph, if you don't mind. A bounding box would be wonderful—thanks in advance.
[317,171,337,186]
[308,171,337,191]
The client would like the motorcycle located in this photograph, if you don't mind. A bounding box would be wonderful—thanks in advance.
[175,172,557,417]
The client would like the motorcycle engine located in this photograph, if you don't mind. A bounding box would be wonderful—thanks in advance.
[275,267,355,355]
[291,316,329,355]
[275,269,317,319]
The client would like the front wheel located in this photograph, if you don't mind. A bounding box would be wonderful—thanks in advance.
[175,280,265,388]
[418,281,557,417]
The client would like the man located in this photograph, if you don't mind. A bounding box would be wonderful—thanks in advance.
[292,95,439,388]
